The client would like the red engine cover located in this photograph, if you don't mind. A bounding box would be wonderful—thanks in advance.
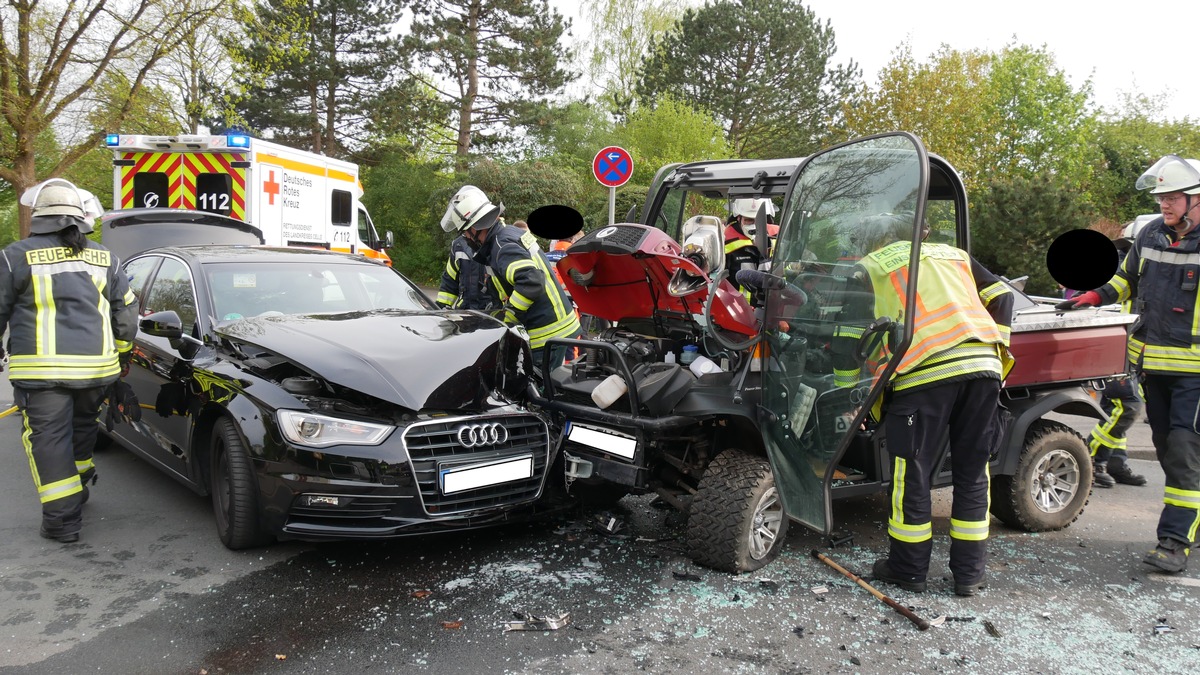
[557,224,758,336]
[1007,325,1130,388]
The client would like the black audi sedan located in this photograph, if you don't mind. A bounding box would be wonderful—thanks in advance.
[101,211,552,549]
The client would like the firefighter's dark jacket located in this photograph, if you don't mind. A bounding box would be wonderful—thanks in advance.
[437,234,498,310]
[472,224,580,350]
[1095,215,1200,375]
[0,233,138,388]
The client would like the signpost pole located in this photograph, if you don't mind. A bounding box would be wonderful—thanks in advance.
[608,187,616,226]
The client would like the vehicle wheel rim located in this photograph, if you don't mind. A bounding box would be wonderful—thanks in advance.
[748,486,784,560]
[1029,448,1079,514]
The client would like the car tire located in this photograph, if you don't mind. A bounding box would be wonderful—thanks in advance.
[687,448,788,573]
[211,417,271,549]
[990,419,1091,532]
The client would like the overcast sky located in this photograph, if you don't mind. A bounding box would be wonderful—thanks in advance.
[555,0,1195,122]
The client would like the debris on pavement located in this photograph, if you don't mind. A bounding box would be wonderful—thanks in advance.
[441,620,464,630]
[1153,621,1174,635]
[592,512,624,534]
[983,620,1003,638]
[672,571,702,582]
[412,590,433,599]
[504,612,572,632]
[810,585,829,596]
[792,626,806,638]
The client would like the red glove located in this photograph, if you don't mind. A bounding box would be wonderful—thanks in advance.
[1071,290,1102,308]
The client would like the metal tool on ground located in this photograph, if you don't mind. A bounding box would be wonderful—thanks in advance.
[812,550,932,631]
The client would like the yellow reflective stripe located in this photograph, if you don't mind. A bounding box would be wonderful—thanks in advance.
[1164,487,1200,509]
[96,274,114,356]
[9,363,122,380]
[38,475,83,503]
[891,457,906,525]
[11,354,120,366]
[436,291,457,307]
[21,411,39,485]
[504,259,537,285]
[949,517,989,541]
[526,312,581,350]
[834,326,865,339]
[532,253,570,319]
[510,291,534,312]
[115,340,132,354]
[834,369,860,388]
[888,519,933,542]
[76,458,95,473]
[444,257,458,279]
[725,239,752,254]
[33,272,54,355]
[979,281,1010,304]
[1089,398,1127,454]
[123,289,136,305]
[996,324,1011,343]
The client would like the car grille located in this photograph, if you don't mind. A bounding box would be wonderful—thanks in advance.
[403,414,549,515]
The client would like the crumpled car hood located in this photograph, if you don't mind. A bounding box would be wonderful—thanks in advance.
[216,310,514,411]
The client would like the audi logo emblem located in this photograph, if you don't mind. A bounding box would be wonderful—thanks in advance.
[456,422,509,448]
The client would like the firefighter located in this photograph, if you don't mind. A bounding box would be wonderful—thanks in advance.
[724,198,776,303]
[1069,155,1200,573]
[436,233,499,311]
[439,186,581,367]
[1086,231,1146,488]
[834,214,1013,596]
[0,179,138,543]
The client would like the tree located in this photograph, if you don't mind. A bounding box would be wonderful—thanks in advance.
[228,0,411,158]
[843,43,1096,194]
[580,0,683,120]
[1090,92,1200,224]
[617,94,731,185]
[405,0,576,170]
[972,172,1094,296]
[636,0,859,159]
[0,0,224,237]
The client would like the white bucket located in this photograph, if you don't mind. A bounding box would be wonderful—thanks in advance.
[591,374,628,409]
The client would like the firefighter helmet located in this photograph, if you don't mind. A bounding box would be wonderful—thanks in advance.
[21,179,101,233]
[440,185,504,233]
[1135,155,1200,195]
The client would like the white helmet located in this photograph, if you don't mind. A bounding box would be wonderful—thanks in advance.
[731,197,774,219]
[20,178,102,233]
[440,185,503,233]
[1135,155,1200,195]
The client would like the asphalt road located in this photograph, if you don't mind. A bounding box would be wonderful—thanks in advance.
[1,371,1199,673]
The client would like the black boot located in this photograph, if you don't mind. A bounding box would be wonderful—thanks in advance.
[1107,462,1146,486]
[1092,461,1115,488]
[1143,538,1189,574]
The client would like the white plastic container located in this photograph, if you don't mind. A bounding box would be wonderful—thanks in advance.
[664,351,676,364]
[689,354,723,377]
[591,374,628,409]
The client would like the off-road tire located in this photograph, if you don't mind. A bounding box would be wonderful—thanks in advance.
[990,419,1091,532]
[211,417,271,549]
[687,449,788,573]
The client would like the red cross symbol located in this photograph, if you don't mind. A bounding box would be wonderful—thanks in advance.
[263,170,280,205]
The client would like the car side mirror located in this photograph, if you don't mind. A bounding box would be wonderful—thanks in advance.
[141,311,184,339]
[384,231,394,249]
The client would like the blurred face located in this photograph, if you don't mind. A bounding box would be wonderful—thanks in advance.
[1156,192,1200,228]
[738,215,757,237]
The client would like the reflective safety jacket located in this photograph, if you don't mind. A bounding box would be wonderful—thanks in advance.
[723,222,777,303]
[833,241,1014,392]
[0,235,138,388]
[1096,216,1200,375]
[474,224,580,351]
[437,235,499,311]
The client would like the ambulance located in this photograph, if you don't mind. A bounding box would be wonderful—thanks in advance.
[106,133,392,264]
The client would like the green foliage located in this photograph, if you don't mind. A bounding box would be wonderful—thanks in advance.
[465,159,588,227]
[580,0,684,119]
[406,0,577,167]
[617,95,733,185]
[972,172,1094,296]
[523,101,620,173]
[1089,93,1200,224]
[227,0,409,158]
[637,0,860,158]
[361,154,455,284]
[845,43,1096,195]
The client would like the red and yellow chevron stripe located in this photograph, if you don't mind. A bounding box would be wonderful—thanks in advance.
[119,152,182,209]
[180,152,248,220]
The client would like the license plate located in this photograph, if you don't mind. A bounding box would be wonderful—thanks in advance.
[441,455,533,495]
[567,422,637,460]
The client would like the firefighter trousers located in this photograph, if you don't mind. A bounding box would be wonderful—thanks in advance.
[1141,374,1200,546]
[885,377,1001,584]
[1089,375,1143,466]
[15,385,106,535]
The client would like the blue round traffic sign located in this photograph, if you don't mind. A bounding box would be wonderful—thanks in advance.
[593,146,634,188]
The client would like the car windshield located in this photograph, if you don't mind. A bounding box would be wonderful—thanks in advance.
[205,260,432,321]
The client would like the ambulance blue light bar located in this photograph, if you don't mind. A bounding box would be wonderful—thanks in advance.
[228,134,250,148]
[105,134,119,147]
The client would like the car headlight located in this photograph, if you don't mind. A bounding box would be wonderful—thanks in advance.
[277,410,393,447]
